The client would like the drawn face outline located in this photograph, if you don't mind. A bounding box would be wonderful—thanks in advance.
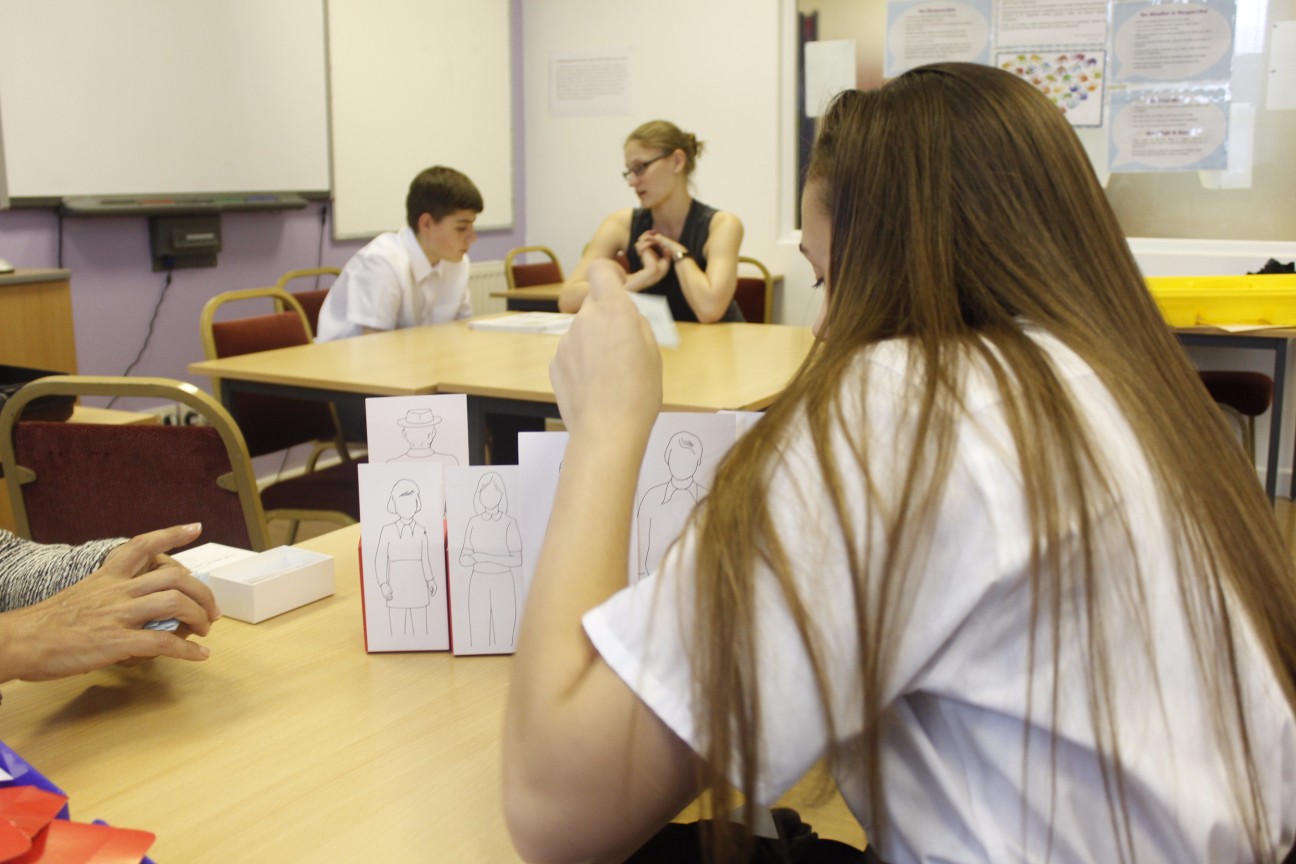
[474,471,509,514]
[664,432,703,482]
[394,491,420,520]
[388,479,422,519]
[480,480,503,510]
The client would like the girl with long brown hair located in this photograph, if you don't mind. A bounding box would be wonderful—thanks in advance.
[504,63,1296,863]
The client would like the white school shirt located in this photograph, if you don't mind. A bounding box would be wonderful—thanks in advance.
[583,327,1296,863]
[315,226,472,341]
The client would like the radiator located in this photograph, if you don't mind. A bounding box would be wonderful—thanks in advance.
[467,260,508,315]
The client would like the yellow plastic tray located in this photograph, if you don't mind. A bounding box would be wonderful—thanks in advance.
[1146,275,1296,328]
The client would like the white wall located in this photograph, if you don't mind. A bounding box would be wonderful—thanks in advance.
[522,0,821,326]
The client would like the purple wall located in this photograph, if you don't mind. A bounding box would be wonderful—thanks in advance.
[0,0,526,412]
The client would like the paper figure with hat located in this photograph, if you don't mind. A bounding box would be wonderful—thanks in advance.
[364,395,469,466]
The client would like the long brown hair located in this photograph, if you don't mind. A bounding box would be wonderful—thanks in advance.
[690,62,1296,860]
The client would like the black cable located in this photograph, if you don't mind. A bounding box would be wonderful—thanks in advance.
[106,266,174,408]
[316,201,328,288]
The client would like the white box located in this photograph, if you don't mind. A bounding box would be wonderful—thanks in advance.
[202,546,335,624]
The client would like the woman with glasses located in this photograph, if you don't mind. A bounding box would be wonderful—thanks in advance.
[505,63,1296,864]
[559,120,745,323]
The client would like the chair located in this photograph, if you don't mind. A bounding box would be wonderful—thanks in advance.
[273,267,341,338]
[1199,370,1273,464]
[200,287,360,542]
[734,255,774,323]
[504,246,564,291]
[0,376,271,551]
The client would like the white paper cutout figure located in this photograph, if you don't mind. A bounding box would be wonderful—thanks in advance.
[358,462,449,652]
[446,465,523,655]
[461,471,522,647]
[365,395,469,466]
[628,414,738,584]
[375,479,438,635]
[636,431,707,580]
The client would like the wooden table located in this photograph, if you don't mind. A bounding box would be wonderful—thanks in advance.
[189,318,816,463]
[0,524,865,861]
[490,282,562,312]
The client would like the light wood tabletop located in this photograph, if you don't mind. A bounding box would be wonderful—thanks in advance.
[0,524,865,861]
[188,317,816,412]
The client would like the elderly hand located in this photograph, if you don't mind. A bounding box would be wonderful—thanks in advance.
[0,523,221,683]
[551,259,662,442]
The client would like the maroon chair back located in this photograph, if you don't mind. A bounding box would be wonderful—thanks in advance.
[510,261,563,288]
[209,312,339,457]
[733,277,768,323]
[292,288,330,337]
[14,422,254,549]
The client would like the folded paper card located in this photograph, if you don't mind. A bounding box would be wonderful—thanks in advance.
[0,787,66,841]
[9,818,154,864]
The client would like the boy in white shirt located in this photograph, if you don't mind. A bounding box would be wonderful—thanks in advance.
[316,166,482,341]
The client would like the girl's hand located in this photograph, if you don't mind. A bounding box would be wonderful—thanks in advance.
[551,259,662,441]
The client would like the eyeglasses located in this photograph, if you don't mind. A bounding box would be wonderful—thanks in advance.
[621,153,669,181]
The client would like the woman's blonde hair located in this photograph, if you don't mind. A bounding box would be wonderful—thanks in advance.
[626,120,705,175]
[689,62,1296,861]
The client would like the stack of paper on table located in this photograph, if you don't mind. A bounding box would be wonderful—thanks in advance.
[467,312,573,334]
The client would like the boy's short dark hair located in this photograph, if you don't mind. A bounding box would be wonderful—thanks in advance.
[406,166,483,229]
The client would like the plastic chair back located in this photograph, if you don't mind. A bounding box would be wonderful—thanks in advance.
[505,246,564,290]
[734,256,774,323]
[200,288,347,459]
[0,376,270,550]
[273,268,340,338]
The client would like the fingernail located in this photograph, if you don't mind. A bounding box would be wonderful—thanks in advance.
[198,645,211,658]
[186,522,202,533]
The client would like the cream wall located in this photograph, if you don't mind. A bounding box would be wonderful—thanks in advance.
[522,0,823,327]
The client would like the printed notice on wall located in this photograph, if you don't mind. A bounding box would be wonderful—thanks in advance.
[1111,0,1235,84]
[1108,87,1229,171]
[885,0,992,77]
[996,0,1108,49]
[550,47,632,117]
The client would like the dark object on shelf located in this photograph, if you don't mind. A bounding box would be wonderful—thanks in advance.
[0,366,74,422]
[1249,258,1295,275]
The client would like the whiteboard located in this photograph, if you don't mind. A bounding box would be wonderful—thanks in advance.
[326,0,514,238]
[0,0,331,201]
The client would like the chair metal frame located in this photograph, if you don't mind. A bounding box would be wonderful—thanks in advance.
[0,375,272,550]
[199,287,358,540]
[504,245,564,291]
[735,255,775,324]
